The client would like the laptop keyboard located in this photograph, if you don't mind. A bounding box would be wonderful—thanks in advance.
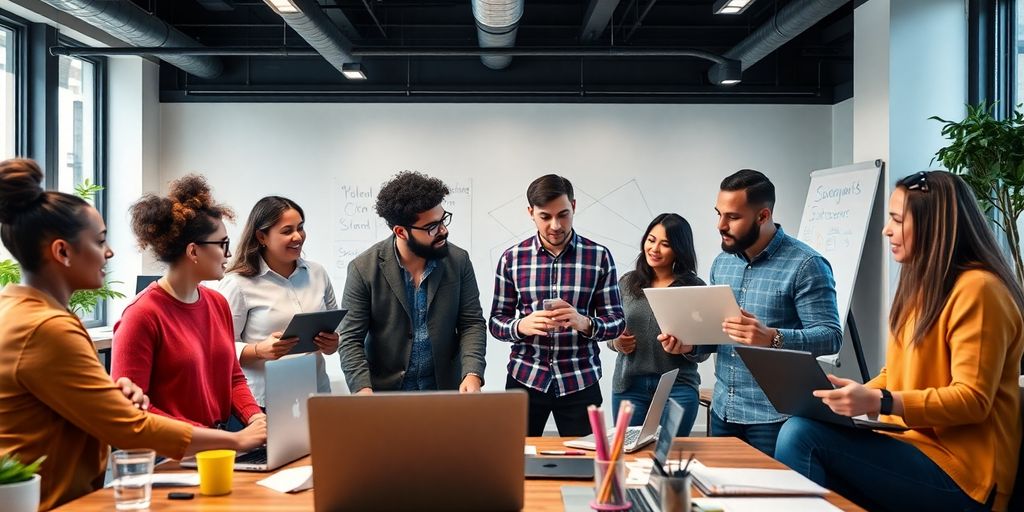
[623,427,641,446]
[235,447,267,465]
[627,483,660,512]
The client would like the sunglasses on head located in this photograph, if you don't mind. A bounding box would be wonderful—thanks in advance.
[899,171,929,192]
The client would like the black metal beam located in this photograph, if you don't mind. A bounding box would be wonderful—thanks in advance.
[580,0,620,42]
[27,23,58,179]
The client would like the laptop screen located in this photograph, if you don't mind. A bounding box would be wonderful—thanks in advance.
[653,399,684,470]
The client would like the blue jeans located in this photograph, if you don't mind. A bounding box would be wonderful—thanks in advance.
[776,417,991,512]
[710,411,783,457]
[612,375,699,437]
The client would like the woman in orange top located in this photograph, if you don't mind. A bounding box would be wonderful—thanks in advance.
[0,158,267,510]
[776,170,1024,512]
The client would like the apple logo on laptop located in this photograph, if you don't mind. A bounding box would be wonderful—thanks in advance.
[691,311,703,323]
[292,398,301,419]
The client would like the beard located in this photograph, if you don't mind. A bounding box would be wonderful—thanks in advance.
[407,232,450,260]
[720,222,761,254]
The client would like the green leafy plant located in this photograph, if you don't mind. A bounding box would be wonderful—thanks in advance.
[0,180,126,315]
[0,454,44,485]
[932,103,1024,287]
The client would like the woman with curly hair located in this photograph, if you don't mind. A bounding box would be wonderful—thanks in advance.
[112,175,265,430]
[0,160,264,510]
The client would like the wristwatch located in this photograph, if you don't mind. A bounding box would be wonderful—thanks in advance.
[770,329,784,349]
[879,388,894,415]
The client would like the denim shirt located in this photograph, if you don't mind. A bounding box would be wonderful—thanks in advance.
[695,225,842,424]
[399,258,438,391]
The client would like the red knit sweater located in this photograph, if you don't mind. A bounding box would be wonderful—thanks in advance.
[112,283,261,427]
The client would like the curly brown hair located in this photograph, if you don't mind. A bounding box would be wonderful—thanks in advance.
[130,174,234,263]
[374,171,449,228]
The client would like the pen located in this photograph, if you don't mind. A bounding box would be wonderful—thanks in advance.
[539,450,587,456]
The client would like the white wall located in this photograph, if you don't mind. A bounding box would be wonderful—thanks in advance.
[150,102,835,432]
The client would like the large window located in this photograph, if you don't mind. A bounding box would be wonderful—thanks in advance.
[57,54,96,195]
[0,25,15,159]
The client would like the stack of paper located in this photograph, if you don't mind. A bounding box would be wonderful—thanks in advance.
[689,461,828,496]
[693,497,842,512]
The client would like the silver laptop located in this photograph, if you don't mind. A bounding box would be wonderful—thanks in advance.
[564,368,680,453]
[308,391,527,512]
[643,285,741,345]
[181,354,317,471]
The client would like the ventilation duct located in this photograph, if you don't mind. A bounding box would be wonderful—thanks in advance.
[266,0,359,78]
[707,0,848,85]
[472,0,524,70]
[38,0,223,79]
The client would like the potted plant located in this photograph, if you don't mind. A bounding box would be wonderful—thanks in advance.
[932,104,1024,288]
[0,181,125,315]
[0,454,45,512]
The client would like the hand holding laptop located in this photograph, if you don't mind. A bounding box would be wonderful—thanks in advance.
[813,374,889,418]
[721,309,777,347]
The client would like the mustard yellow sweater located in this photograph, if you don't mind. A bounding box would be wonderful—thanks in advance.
[867,269,1023,511]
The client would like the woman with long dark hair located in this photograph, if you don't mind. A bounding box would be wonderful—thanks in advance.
[607,213,709,435]
[0,159,264,510]
[775,171,1024,512]
[220,196,339,404]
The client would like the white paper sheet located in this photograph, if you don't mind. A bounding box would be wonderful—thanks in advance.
[256,465,313,493]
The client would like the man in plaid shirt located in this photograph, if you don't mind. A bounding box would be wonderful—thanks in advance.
[490,174,625,436]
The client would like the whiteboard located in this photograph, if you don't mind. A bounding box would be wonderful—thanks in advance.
[795,160,883,335]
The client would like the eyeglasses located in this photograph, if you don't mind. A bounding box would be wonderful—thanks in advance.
[405,211,452,237]
[899,171,929,192]
[195,238,231,257]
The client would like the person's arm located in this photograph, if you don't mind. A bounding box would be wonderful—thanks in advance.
[456,255,487,386]
[775,256,843,356]
[219,277,266,365]
[229,353,263,423]
[337,261,374,393]
[581,249,626,341]
[488,251,525,342]
[19,316,196,458]
[864,366,888,389]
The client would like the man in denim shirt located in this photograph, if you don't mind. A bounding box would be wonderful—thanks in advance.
[662,169,842,456]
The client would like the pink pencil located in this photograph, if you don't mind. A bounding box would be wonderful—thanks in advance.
[587,405,609,461]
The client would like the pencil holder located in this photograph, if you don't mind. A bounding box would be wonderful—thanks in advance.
[657,473,691,512]
[589,459,631,511]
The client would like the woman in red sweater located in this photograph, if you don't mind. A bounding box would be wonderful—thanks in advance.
[112,175,263,428]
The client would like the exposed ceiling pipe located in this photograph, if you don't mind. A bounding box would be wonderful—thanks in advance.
[266,0,359,78]
[472,0,524,70]
[707,0,848,85]
[37,0,223,78]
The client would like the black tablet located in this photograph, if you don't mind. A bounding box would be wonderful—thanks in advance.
[282,309,347,355]
[524,456,595,480]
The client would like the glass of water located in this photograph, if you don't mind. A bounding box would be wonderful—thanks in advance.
[111,449,155,510]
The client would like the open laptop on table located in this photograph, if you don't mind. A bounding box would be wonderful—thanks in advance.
[308,391,527,512]
[181,353,317,471]
[735,346,906,431]
[564,368,679,453]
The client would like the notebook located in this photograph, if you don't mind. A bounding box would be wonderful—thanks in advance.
[688,461,829,497]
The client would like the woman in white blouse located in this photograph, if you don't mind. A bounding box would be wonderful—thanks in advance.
[220,196,340,406]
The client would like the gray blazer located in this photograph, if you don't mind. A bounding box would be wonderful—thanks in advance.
[337,236,487,391]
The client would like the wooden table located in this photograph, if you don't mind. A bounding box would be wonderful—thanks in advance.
[57,437,864,511]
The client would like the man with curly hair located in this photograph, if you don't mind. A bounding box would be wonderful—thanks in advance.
[490,174,625,436]
[337,171,487,393]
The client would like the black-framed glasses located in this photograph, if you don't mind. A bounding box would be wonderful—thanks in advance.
[195,238,231,256]
[899,171,929,192]
[405,211,452,237]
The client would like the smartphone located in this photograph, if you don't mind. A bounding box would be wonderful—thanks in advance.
[542,298,561,334]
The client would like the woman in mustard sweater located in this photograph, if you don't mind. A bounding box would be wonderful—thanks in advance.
[775,170,1024,512]
[0,159,266,510]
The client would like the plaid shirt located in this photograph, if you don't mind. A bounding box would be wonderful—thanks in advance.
[489,231,625,396]
[692,225,842,424]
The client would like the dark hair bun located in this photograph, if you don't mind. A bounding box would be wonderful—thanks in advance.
[0,158,45,224]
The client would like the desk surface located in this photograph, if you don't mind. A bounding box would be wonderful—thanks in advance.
[56,437,864,511]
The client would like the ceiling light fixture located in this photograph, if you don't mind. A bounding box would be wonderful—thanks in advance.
[264,0,299,14]
[341,63,367,80]
[708,58,742,86]
[713,0,754,15]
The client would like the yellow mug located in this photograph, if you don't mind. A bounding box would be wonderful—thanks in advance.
[195,449,235,496]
